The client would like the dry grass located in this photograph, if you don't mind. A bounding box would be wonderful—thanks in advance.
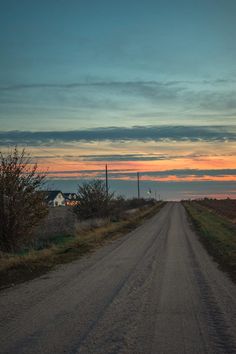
[194,198,236,224]
[184,201,236,283]
[0,202,165,290]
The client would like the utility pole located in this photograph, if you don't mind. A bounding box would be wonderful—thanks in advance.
[137,172,140,199]
[105,164,108,196]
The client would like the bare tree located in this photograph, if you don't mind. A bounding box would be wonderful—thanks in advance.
[0,147,48,252]
[74,180,113,220]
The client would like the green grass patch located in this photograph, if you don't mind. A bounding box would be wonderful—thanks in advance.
[36,234,75,249]
[184,201,236,283]
[0,202,165,290]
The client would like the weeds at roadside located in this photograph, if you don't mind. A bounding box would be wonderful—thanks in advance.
[184,201,236,283]
[0,203,165,290]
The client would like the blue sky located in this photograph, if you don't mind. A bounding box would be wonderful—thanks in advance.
[1,0,236,130]
[0,0,236,198]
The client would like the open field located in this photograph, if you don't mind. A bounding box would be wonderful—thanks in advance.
[195,198,236,224]
[0,203,164,290]
[184,201,236,282]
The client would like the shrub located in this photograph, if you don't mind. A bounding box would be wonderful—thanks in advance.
[0,147,48,252]
[74,180,113,220]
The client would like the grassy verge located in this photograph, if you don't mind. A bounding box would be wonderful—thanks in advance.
[183,201,236,283]
[0,202,165,290]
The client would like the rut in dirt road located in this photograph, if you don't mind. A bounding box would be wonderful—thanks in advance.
[0,202,236,354]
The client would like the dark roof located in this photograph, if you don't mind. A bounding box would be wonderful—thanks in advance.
[45,190,64,202]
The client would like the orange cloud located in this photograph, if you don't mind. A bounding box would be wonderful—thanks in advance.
[24,140,236,182]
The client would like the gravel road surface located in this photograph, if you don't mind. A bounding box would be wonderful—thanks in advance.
[1,202,236,354]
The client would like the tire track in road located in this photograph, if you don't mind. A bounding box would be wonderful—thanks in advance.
[74,207,173,354]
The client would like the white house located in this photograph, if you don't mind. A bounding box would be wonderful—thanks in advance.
[45,190,65,207]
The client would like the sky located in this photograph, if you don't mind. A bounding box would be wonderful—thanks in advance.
[0,0,236,199]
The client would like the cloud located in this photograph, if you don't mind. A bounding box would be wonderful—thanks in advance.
[1,78,235,92]
[0,125,235,146]
[1,80,236,116]
[0,80,184,106]
[78,153,179,161]
[77,152,234,162]
[45,168,236,180]
[196,91,236,111]
[0,80,183,91]
[112,169,236,178]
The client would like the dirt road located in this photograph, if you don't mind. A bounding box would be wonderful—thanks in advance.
[1,203,236,354]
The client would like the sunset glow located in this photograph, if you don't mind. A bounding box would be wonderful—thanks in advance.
[1,1,236,199]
